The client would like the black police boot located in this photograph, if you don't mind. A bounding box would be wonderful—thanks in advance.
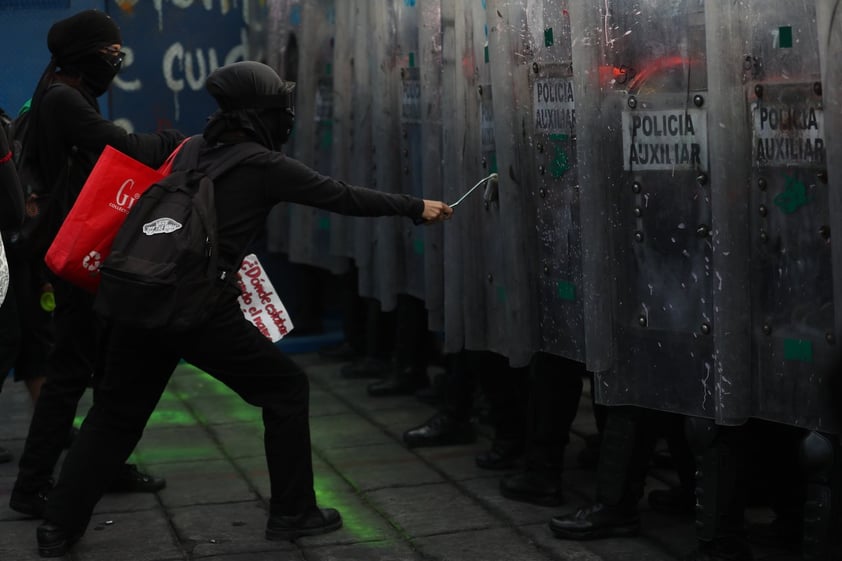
[550,502,639,539]
[403,411,476,448]
[550,406,655,540]
[475,438,524,470]
[500,468,564,506]
[367,365,429,397]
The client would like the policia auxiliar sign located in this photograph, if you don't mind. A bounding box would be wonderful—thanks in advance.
[621,109,708,171]
[751,92,825,167]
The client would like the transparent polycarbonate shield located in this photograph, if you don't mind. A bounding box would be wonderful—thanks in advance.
[418,0,445,331]
[397,0,427,302]
[817,1,842,433]
[328,0,356,261]
[286,0,348,273]
[741,2,837,432]
[368,0,403,311]
[440,0,510,358]
[264,0,302,255]
[345,0,378,302]
[575,0,716,418]
[522,0,586,363]
[486,0,541,367]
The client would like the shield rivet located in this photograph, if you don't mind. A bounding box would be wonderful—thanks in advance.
[632,181,642,194]
[628,96,638,109]
[634,231,644,243]
[762,324,772,335]
[638,315,647,327]
[700,323,711,335]
[826,332,835,345]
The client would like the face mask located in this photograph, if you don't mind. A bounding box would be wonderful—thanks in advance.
[263,107,295,149]
[78,53,122,97]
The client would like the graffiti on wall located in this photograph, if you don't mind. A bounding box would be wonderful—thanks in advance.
[110,0,265,134]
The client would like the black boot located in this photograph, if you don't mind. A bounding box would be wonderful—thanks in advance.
[266,506,342,541]
[36,521,83,557]
[550,503,639,539]
[500,469,564,506]
[550,406,655,540]
[476,438,524,470]
[10,480,52,518]
[367,365,429,397]
[403,411,476,448]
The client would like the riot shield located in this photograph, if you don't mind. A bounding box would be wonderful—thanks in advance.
[368,1,404,311]
[328,0,357,262]
[739,3,836,432]
[286,0,348,273]
[264,0,301,256]
[440,0,510,359]
[521,0,586,362]
[819,3,842,401]
[572,0,716,418]
[418,0,446,331]
[346,0,379,302]
[396,0,427,302]
[485,0,541,367]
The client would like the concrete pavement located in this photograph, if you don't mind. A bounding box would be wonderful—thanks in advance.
[0,350,799,561]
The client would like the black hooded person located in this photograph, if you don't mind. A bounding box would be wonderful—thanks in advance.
[36,60,451,556]
[9,9,185,521]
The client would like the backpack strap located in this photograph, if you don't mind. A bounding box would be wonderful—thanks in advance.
[174,136,268,179]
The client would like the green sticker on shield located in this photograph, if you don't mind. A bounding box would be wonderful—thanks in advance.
[557,281,576,301]
[783,338,812,362]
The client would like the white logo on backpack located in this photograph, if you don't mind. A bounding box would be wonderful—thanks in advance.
[142,218,183,236]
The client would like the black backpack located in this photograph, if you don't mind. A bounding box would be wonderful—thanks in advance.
[94,137,266,331]
[2,94,72,259]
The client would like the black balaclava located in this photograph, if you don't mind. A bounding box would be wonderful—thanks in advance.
[22,10,122,177]
[47,9,123,97]
[203,61,296,151]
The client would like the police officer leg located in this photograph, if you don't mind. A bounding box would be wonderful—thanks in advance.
[684,416,752,561]
[800,430,837,561]
[550,405,656,539]
[367,294,430,396]
[500,353,584,506]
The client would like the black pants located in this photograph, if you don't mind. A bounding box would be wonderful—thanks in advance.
[16,278,97,492]
[45,293,316,533]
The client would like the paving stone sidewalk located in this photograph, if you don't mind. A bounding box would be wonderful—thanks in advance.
[0,352,798,561]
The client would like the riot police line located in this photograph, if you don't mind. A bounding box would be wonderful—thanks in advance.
[261,1,842,559]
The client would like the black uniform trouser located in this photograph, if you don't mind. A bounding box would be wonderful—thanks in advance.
[16,278,96,492]
[44,293,316,534]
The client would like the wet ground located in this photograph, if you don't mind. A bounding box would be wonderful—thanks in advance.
[0,347,802,561]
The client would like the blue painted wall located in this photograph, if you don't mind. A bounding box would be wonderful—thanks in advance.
[0,1,265,135]
[0,1,103,116]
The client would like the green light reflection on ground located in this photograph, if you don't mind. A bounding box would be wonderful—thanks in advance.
[312,473,383,542]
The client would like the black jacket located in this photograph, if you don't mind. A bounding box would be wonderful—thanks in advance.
[33,82,184,240]
[195,139,425,276]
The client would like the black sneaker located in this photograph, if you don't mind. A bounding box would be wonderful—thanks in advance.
[266,506,342,541]
[107,463,166,493]
[10,483,52,518]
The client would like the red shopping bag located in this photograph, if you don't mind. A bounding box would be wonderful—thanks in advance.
[45,141,186,293]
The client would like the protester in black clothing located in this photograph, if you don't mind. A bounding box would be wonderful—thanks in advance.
[9,10,184,518]
[0,108,25,464]
[36,59,453,556]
